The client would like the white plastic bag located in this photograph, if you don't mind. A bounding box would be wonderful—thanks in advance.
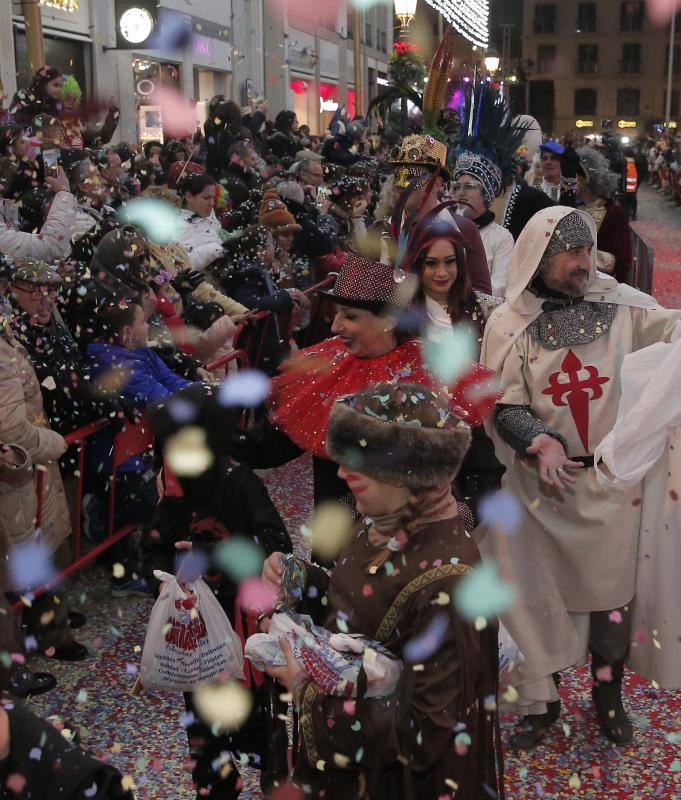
[245,612,402,698]
[140,570,244,691]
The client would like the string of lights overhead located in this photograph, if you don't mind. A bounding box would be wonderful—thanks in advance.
[423,0,489,48]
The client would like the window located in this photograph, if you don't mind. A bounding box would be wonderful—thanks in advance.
[576,2,596,32]
[577,44,598,74]
[574,88,597,115]
[364,22,372,47]
[617,88,640,116]
[621,43,641,73]
[664,44,681,75]
[672,89,680,118]
[379,30,387,52]
[534,4,556,34]
[536,44,556,74]
[620,1,644,32]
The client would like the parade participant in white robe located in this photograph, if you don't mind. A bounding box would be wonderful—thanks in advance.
[476,206,681,750]
[595,336,681,689]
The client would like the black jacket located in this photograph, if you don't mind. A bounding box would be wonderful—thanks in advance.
[144,461,291,612]
[282,197,336,260]
[0,699,133,800]
[322,135,360,166]
[221,262,294,374]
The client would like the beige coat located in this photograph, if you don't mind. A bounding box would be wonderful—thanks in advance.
[0,320,70,561]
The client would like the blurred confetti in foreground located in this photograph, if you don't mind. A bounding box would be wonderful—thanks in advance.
[165,426,214,477]
[422,324,475,384]
[454,561,516,622]
[8,539,55,589]
[193,681,253,732]
[305,501,353,561]
[118,198,183,245]
[218,370,271,407]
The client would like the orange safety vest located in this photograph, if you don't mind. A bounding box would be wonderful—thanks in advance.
[626,159,638,193]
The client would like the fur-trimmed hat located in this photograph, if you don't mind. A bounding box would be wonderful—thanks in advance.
[326,382,471,489]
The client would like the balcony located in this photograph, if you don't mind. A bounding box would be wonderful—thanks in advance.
[575,61,599,76]
[575,18,598,33]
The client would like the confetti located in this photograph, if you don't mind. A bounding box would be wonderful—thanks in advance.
[422,324,475,384]
[218,370,271,407]
[454,561,516,621]
[308,501,353,560]
[118,198,183,244]
[404,612,448,663]
[478,490,523,534]
[165,426,214,477]
[214,537,264,582]
[194,682,252,732]
[8,541,55,589]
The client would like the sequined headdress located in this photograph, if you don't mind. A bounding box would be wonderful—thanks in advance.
[320,254,418,312]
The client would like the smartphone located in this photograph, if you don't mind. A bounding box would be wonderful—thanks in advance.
[42,148,60,176]
[316,186,329,207]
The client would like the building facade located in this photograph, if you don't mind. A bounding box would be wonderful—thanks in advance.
[0,0,391,141]
[522,0,681,137]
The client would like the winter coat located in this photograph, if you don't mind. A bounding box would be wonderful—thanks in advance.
[176,209,225,271]
[191,314,238,377]
[282,197,336,260]
[10,310,103,436]
[0,319,69,556]
[0,191,76,260]
[86,341,193,474]
[221,262,294,374]
[322,135,360,166]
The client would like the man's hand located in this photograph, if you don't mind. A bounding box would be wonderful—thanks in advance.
[262,551,284,592]
[196,368,215,382]
[45,166,70,194]
[289,289,310,310]
[526,433,583,491]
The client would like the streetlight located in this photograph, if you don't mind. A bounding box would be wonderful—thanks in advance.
[484,47,500,76]
[394,0,417,30]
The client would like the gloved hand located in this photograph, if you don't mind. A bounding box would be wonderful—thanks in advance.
[170,268,205,296]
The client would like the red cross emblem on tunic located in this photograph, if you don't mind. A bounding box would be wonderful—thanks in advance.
[542,349,609,452]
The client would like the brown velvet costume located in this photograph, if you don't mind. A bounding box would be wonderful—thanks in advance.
[290,517,502,799]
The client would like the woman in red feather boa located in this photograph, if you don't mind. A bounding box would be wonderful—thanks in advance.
[231,254,497,510]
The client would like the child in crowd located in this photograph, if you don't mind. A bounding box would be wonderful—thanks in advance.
[84,295,196,596]
[146,385,292,800]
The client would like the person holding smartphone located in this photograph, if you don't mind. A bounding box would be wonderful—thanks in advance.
[0,161,76,261]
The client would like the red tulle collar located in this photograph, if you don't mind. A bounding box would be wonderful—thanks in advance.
[267,337,498,458]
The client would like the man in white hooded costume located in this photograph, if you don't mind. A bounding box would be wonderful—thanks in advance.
[477,206,681,750]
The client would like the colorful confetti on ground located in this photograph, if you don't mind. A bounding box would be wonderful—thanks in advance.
[634,184,681,307]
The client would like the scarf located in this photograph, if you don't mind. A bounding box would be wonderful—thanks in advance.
[366,484,458,571]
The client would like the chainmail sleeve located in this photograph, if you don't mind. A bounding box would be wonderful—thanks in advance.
[494,404,570,457]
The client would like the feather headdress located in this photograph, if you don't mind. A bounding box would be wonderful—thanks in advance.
[450,82,532,184]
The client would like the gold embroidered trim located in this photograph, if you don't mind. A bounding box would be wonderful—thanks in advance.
[375,563,473,643]
[300,679,321,767]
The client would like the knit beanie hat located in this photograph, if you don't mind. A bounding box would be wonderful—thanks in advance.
[258,188,302,234]
[326,382,471,489]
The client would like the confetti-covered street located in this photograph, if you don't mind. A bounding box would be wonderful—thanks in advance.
[26,444,681,800]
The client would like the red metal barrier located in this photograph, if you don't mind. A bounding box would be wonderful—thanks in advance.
[206,348,249,374]
[11,415,153,612]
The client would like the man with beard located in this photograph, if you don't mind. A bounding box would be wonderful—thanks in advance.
[477,207,681,750]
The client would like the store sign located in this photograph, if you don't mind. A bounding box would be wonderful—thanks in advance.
[575,119,594,128]
[618,120,637,128]
[40,0,79,10]
[193,36,213,56]
[320,98,339,112]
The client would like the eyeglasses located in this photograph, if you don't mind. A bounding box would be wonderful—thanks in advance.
[452,181,482,193]
[12,283,59,296]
